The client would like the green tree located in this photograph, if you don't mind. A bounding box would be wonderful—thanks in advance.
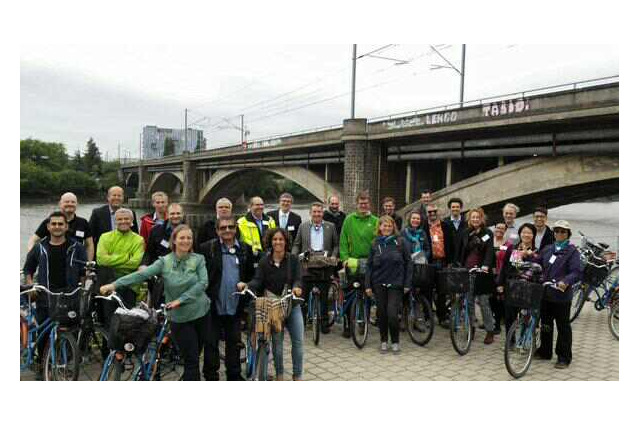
[20,138,68,171]
[83,137,102,176]
[163,137,175,156]
[71,149,85,172]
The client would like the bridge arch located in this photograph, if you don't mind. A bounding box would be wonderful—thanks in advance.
[198,166,343,205]
[148,171,184,197]
[399,155,619,221]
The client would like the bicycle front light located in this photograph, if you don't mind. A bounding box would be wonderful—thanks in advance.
[353,281,361,288]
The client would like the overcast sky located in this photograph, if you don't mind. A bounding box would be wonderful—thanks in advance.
[20,44,618,159]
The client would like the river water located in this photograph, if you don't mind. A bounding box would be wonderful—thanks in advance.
[19,200,619,268]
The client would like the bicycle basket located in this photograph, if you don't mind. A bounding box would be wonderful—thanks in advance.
[412,263,433,288]
[301,254,337,281]
[107,304,157,354]
[506,279,544,309]
[583,261,608,285]
[48,291,81,326]
[437,267,469,294]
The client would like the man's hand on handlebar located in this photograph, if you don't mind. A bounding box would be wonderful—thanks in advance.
[236,282,247,291]
[292,287,303,297]
[100,283,116,295]
[365,288,373,298]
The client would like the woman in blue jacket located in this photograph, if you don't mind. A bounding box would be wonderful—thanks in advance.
[536,220,582,369]
[365,216,413,354]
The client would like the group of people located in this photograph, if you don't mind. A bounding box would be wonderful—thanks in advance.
[22,185,581,381]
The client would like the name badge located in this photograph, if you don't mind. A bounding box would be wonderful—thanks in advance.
[433,235,439,242]
[235,257,240,265]
[253,262,259,269]
[549,255,557,264]
[500,245,507,251]
[160,239,170,248]
[287,226,295,231]
[262,220,270,226]
[75,230,85,238]
[481,234,490,242]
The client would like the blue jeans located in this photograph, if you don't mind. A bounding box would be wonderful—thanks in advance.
[264,304,304,379]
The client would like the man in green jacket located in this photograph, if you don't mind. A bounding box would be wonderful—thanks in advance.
[96,208,145,310]
[339,191,378,337]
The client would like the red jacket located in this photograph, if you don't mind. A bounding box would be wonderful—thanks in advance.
[139,212,167,247]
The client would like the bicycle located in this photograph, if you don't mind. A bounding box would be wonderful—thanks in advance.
[338,263,374,349]
[73,260,110,381]
[608,278,619,340]
[402,287,435,347]
[97,292,169,381]
[570,232,619,323]
[20,284,81,381]
[503,275,555,379]
[439,266,485,356]
[237,288,304,381]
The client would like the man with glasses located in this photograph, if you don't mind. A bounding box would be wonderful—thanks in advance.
[237,196,276,258]
[423,203,455,327]
[267,192,302,249]
[502,203,520,245]
[23,211,88,379]
[532,206,554,252]
[339,191,378,338]
[418,189,433,225]
[200,217,255,381]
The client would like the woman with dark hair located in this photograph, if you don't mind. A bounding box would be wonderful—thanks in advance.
[100,224,213,381]
[365,215,413,354]
[402,210,432,290]
[238,227,304,380]
[458,208,495,344]
[491,221,508,334]
[497,222,539,337]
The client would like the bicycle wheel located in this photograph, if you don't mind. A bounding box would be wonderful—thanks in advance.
[608,293,619,341]
[253,344,270,381]
[405,293,435,347]
[350,292,369,349]
[152,334,184,381]
[449,294,472,356]
[570,283,588,322]
[327,281,339,327]
[20,318,29,371]
[77,326,109,381]
[504,313,536,379]
[101,352,124,381]
[312,295,321,346]
[43,330,79,381]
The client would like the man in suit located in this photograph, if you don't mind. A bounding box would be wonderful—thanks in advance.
[292,202,339,333]
[267,192,302,249]
[196,197,234,247]
[443,197,467,265]
[88,186,139,248]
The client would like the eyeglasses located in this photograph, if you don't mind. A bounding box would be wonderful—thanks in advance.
[427,211,437,214]
[218,225,236,231]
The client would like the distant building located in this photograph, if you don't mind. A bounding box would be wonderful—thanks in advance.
[142,126,206,159]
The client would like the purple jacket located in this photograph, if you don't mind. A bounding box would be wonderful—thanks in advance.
[540,243,582,303]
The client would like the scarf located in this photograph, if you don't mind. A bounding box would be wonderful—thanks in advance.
[554,240,570,252]
[403,228,425,253]
[376,235,397,247]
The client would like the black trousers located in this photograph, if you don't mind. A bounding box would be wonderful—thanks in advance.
[428,261,448,323]
[171,311,213,381]
[538,299,572,364]
[490,294,505,332]
[373,284,403,344]
[207,312,243,380]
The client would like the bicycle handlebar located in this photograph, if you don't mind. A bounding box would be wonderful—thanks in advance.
[469,267,488,274]
[95,292,128,310]
[232,288,305,302]
[19,284,82,297]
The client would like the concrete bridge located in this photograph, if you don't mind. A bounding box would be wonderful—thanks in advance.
[121,77,618,224]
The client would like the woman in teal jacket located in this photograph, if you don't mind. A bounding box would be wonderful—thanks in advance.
[100,224,212,381]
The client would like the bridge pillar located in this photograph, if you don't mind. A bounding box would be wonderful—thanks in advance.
[342,119,380,212]
[445,159,453,187]
[136,164,151,198]
[180,154,198,204]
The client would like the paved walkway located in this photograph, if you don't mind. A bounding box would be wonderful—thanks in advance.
[273,302,618,381]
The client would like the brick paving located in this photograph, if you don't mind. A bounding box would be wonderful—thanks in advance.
[20,300,618,381]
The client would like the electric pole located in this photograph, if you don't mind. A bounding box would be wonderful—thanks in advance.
[350,44,357,119]
[460,44,466,107]
[241,114,244,145]
[184,108,188,154]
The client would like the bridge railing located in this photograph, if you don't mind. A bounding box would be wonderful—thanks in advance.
[368,75,619,124]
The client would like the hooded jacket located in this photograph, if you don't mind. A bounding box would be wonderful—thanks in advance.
[339,212,379,261]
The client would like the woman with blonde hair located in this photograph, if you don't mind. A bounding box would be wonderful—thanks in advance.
[458,208,496,344]
[100,224,213,381]
[364,216,413,354]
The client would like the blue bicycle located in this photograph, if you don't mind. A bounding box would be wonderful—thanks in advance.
[20,284,80,381]
[97,293,180,381]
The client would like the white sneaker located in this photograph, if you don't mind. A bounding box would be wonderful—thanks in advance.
[391,343,400,354]
[380,342,388,353]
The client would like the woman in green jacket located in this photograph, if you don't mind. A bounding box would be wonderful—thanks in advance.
[100,224,213,381]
